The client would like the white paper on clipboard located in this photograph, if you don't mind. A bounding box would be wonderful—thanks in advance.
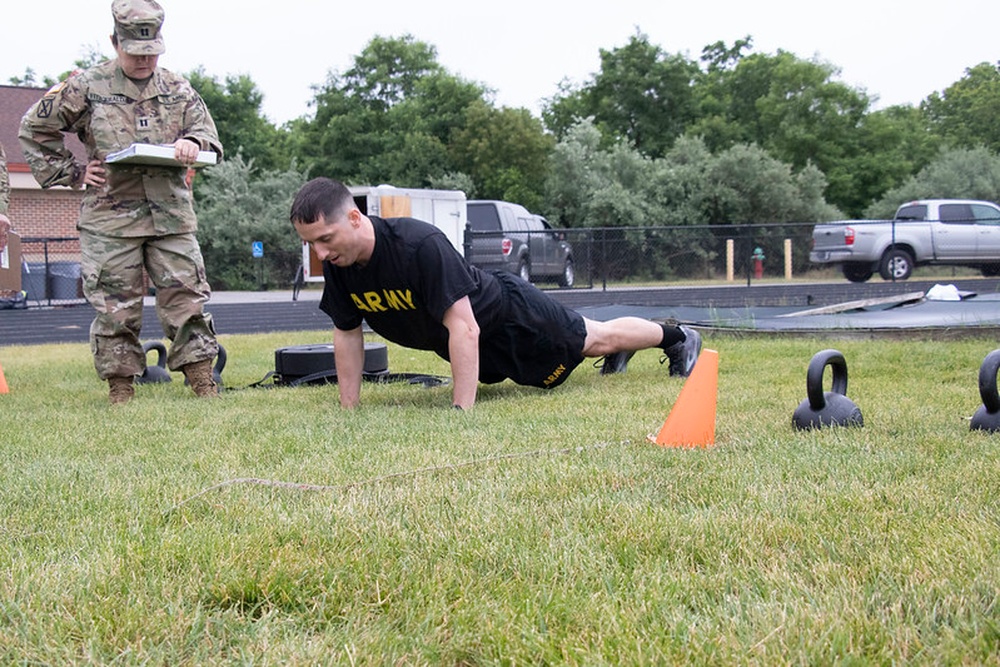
[105,143,217,168]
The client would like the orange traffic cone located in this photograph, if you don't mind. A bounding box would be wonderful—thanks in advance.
[648,348,718,448]
[0,360,8,394]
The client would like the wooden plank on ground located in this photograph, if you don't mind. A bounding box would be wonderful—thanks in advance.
[777,291,926,318]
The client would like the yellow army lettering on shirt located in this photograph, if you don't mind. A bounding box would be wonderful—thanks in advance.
[350,289,415,313]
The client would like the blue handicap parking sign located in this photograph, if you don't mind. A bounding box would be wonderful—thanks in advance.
[252,241,264,258]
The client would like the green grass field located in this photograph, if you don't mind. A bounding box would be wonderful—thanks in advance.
[1,331,998,664]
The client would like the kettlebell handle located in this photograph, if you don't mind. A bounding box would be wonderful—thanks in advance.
[978,349,1000,415]
[806,349,849,411]
[215,344,227,374]
[142,340,168,366]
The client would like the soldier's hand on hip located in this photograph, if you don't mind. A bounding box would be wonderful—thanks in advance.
[80,160,106,189]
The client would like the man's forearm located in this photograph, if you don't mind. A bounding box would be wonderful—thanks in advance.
[450,361,478,409]
[442,297,481,409]
[448,331,479,409]
[333,327,364,408]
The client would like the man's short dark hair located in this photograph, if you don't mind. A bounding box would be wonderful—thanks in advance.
[289,177,354,226]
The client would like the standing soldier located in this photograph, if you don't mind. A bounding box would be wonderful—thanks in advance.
[0,142,10,246]
[0,142,16,305]
[19,0,223,404]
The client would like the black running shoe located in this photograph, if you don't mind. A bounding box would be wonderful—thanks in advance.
[598,350,636,375]
[662,326,702,377]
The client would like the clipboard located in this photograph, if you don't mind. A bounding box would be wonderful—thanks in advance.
[105,143,217,168]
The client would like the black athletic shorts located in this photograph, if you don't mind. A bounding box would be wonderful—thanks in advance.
[477,271,588,389]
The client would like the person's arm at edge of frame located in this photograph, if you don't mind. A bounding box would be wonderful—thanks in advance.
[0,213,10,251]
[442,296,480,409]
[333,325,365,408]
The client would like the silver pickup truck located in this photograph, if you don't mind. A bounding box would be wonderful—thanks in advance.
[810,199,1000,282]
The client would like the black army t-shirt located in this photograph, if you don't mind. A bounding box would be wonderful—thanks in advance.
[319,216,503,361]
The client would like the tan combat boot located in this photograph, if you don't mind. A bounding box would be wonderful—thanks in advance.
[108,376,135,405]
[182,359,218,398]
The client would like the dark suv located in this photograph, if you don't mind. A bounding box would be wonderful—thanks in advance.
[466,200,574,287]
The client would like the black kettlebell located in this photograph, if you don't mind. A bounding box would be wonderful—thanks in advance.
[970,349,1000,432]
[213,344,227,387]
[137,340,172,384]
[792,349,863,430]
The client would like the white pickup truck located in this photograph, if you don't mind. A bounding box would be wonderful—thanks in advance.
[810,199,1000,282]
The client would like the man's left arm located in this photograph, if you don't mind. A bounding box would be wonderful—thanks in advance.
[0,142,9,215]
[442,296,480,409]
[1,143,10,249]
[0,214,9,254]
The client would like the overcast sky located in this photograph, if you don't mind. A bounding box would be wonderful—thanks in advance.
[2,0,997,125]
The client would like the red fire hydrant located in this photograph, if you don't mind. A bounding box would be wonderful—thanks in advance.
[752,246,765,279]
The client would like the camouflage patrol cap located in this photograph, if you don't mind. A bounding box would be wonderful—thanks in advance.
[112,0,165,55]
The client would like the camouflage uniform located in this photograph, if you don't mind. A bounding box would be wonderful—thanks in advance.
[0,142,9,215]
[18,1,223,382]
[0,142,10,264]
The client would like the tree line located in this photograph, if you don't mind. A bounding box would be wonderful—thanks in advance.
[12,32,1000,288]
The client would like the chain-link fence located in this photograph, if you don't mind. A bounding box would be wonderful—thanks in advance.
[10,234,307,309]
[17,237,85,307]
[464,221,818,289]
[14,218,998,309]
[11,236,304,309]
[14,223,823,308]
[199,239,304,293]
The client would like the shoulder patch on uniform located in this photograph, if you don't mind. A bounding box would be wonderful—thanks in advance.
[36,77,72,118]
[36,99,53,118]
